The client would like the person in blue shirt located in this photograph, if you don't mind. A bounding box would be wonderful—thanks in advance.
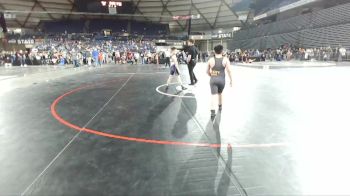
[59,55,65,66]
[92,48,99,67]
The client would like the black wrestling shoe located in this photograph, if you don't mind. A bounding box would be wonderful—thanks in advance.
[194,80,198,84]
[181,86,187,90]
[211,110,216,120]
[218,105,222,111]
[189,83,195,86]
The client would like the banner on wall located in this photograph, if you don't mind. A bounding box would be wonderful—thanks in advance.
[190,33,232,40]
[189,35,211,40]
[7,39,35,45]
[211,33,232,39]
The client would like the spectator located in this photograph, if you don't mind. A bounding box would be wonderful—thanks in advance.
[92,48,99,67]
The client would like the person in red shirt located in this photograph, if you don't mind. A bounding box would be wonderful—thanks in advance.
[98,51,103,67]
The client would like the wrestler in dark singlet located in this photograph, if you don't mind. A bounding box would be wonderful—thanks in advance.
[210,57,226,95]
[207,45,233,118]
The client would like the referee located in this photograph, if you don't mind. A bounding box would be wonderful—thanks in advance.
[186,39,198,85]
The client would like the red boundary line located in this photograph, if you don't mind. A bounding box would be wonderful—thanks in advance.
[50,81,289,149]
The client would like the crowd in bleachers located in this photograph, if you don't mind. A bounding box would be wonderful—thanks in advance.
[0,18,185,68]
[227,45,348,63]
[0,39,163,67]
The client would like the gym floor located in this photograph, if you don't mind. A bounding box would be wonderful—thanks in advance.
[1,62,350,196]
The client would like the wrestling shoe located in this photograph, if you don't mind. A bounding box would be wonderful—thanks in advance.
[218,105,222,111]
[211,110,216,120]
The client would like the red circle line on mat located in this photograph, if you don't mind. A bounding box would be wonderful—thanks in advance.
[50,81,289,148]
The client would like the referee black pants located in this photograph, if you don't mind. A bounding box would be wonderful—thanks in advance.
[165,57,170,67]
[187,60,197,84]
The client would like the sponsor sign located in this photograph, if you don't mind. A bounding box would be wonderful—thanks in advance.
[211,33,232,39]
[7,39,35,44]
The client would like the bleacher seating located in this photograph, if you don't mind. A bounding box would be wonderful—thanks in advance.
[131,21,167,36]
[89,19,128,33]
[42,19,168,36]
[43,21,85,33]
[311,3,350,28]
[229,2,350,49]
[255,0,300,15]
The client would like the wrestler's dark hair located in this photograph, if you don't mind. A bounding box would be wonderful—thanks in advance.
[214,45,223,54]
